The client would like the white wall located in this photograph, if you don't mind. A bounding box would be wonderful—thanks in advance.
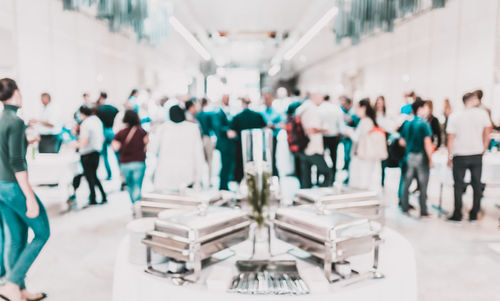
[0,0,201,122]
[298,0,500,119]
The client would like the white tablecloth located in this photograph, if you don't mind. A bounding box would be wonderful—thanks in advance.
[27,151,80,199]
[112,228,417,301]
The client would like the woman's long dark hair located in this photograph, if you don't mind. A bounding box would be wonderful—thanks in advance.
[359,98,377,127]
[123,109,141,127]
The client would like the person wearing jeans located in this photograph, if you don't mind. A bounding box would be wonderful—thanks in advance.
[399,99,434,217]
[96,92,118,180]
[0,78,50,301]
[112,110,148,209]
[447,92,492,222]
[73,105,107,206]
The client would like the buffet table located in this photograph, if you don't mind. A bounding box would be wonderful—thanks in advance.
[112,228,417,301]
[27,151,80,199]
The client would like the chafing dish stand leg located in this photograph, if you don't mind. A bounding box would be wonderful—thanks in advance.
[144,245,169,278]
[324,242,334,283]
[371,235,384,279]
[191,243,202,282]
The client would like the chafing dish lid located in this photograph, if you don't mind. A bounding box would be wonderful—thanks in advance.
[153,206,250,242]
[140,190,223,206]
[275,206,381,242]
[297,188,378,204]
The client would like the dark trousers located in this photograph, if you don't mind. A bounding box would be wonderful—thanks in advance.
[39,135,61,153]
[323,136,340,182]
[271,136,278,177]
[234,143,244,183]
[219,150,235,191]
[381,159,388,187]
[80,151,107,204]
[452,154,483,218]
[299,153,333,189]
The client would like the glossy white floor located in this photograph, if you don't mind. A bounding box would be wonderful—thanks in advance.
[22,166,500,301]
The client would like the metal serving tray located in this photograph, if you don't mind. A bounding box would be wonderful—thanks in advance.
[228,260,310,295]
[274,206,383,283]
[142,206,251,281]
[295,188,383,222]
[137,190,232,217]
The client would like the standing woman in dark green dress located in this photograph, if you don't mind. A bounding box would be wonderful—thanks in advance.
[0,78,50,301]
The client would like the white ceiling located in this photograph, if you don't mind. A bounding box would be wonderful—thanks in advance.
[184,0,324,32]
[169,0,337,70]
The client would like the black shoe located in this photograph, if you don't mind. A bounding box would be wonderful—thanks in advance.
[100,199,108,205]
[26,292,48,301]
[447,215,462,222]
[468,215,478,222]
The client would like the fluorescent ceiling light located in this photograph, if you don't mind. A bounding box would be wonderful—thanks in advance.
[283,6,338,61]
[169,16,211,61]
[268,64,281,76]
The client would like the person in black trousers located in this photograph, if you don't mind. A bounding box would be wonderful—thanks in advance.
[447,92,492,222]
[230,97,267,182]
[72,106,107,206]
[212,95,237,190]
[424,100,442,149]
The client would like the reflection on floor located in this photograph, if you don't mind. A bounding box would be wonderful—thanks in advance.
[24,169,500,301]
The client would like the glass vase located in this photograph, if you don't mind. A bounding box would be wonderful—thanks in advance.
[241,129,273,228]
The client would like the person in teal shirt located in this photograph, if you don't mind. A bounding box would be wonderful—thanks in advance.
[0,78,50,301]
[399,99,434,216]
[261,92,283,177]
[339,96,359,184]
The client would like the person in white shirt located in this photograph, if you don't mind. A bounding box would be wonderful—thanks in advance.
[72,105,107,206]
[447,92,492,222]
[295,93,333,188]
[153,105,205,191]
[347,98,387,191]
[29,93,61,153]
[319,95,345,182]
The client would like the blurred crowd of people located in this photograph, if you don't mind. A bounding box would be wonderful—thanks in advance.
[1,75,500,300]
[18,84,500,223]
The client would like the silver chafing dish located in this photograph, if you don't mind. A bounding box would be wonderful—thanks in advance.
[295,187,383,223]
[142,206,251,282]
[136,190,233,217]
[273,206,383,283]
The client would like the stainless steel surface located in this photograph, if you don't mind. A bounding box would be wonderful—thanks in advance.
[295,187,383,222]
[142,206,251,282]
[228,260,309,295]
[274,205,383,284]
[136,190,234,217]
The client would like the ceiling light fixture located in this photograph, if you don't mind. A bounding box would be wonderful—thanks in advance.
[169,16,211,61]
[268,64,281,76]
[283,6,338,61]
